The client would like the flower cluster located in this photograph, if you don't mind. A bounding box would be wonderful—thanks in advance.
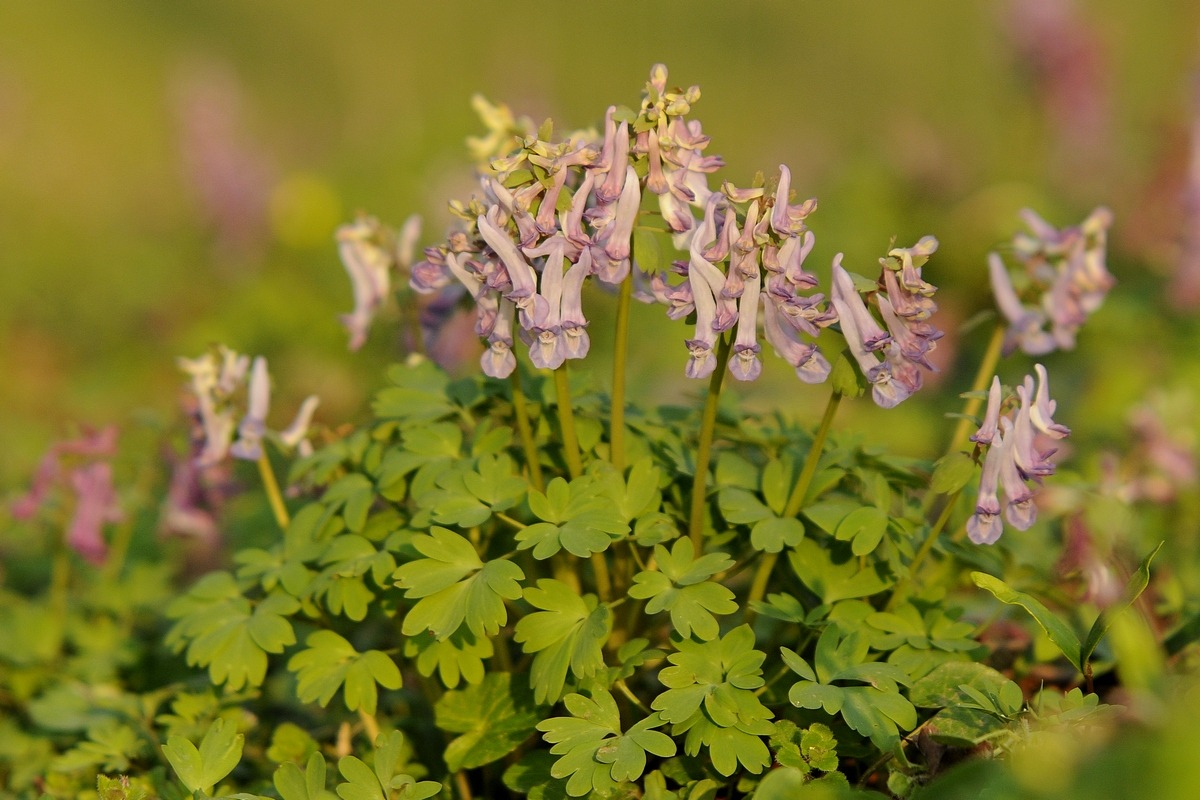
[178,346,319,466]
[830,237,943,408]
[383,64,942,407]
[966,364,1070,544]
[11,426,122,564]
[988,207,1114,355]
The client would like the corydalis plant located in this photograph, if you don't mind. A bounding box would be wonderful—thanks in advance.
[359,65,943,406]
[988,206,1114,355]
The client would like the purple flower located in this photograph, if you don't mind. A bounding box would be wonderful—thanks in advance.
[594,166,641,284]
[762,297,831,384]
[967,437,1005,545]
[769,164,817,237]
[971,376,1004,446]
[830,258,911,408]
[559,250,592,361]
[967,364,1070,544]
[729,269,762,381]
[521,236,568,370]
[67,462,122,565]
[988,252,1056,356]
[336,216,397,352]
[230,356,269,461]
[481,297,517,379]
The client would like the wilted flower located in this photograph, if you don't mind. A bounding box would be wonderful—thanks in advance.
[967,364,1070,544]
[989,207,1113,355]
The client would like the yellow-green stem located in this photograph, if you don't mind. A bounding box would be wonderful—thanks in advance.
[553,366,583,480]
[357,709,380,744]
[885,487,962,610]
[746,391,843,621]
[688,335,733,548]
[510,368,545,492]
[257,452,290,531]
[610,269,634,471]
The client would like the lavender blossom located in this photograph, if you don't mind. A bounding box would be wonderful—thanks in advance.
[481,298,517,379]
[830,258,911,408]
[336,215,398,352]
[966,364,1070,544]
[230,356,269,461]
[67,462,122,565]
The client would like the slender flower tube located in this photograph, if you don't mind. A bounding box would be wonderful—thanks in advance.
[1031,363,1071,439]
[967,435,1005,545]
[998,418,1039,530]
[67,462,123,565]
[335,216,395,351]
[762,298,830,383]
[970,376,1004,445]
[729,270,762,381]
[988,252,1055,355]
[522,236,567,370]
[230,357,269,461]
[481,297,517,378]
[559,250,592,361]
[595,166,641,284]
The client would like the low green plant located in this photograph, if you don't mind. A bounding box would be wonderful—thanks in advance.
[3,65,1193,800]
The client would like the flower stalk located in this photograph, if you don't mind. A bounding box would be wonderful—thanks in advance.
[688,334,733,547]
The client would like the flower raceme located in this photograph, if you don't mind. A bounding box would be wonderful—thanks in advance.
[356,64,940,407]
[178,346,319,466]
[989,207,1113,355]
[967,365,1071,544]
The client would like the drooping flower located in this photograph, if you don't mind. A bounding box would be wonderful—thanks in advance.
[989,207,1113,355]
[336,215,420,351]
[830,258,911,408]
[966,364,1070,544]
[179,347,319,466]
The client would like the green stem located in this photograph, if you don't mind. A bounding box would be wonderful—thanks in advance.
[688,335,733,548]
[554,366,583,479]
[949,321,1006,453]
[510,368,545,493]
[48,545,71,657]
[257,452,290,531]
[610,266,634,471]
[885,487,962,610]
[746,391,842,622]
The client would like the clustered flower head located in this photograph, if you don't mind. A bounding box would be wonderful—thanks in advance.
[966,364,1070,544]
[178,345,319,466]
[386,65,941,407]
[11,426,122,565]
[989,207,1113,355]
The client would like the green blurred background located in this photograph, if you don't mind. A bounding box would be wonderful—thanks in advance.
[2,0,1199,487]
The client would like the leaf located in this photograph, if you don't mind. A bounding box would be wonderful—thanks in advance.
[165,573,295,691]
[1080,541,1162,669]
[404,629,493,689]
[834,507,888,556]
[436,674,542,771]
[162,718,244,796]
[514,580,612,704]
[538,691,675,797]
[287,631,401,715]
[829,351,864,398]
[718,488,773,525]
[274,753,328,800]
[789,539,888,603]
[908,662,1016,710]
[751,517,806,554]
[929,452,977,495]
[971,572,1082,671]
[519,476,629,559]
[395,528,525,640]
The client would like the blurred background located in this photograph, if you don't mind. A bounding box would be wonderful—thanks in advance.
[2,0,1199,487]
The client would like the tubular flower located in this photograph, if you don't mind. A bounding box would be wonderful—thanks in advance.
[830,258,913,408]
[966,364,1070,544]
[179,347,319,465]
[336,214,420,351]
[989,207,1114,355]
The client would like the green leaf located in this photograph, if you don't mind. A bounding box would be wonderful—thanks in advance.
[829,352,864,398]
[287,631,401,714]
[1080,541,1162,669]
[751,516,806,553]
[628,540,737,640]
[519,476,629,559]
[514,580,612,704]
[274,753,328,800]
[789,539,888,603]
[971,572,1082,671]
[929,452,977,495]
[718,488,773,525]
[538,691,675,797]
[633,227,665,274]
[165,573,293,691]
[834,507,888,556]
[404,629,492,688]
[908,662,1017,712]
[372,361,454,424]
[437,674,542,771]
[162,718,244,796]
